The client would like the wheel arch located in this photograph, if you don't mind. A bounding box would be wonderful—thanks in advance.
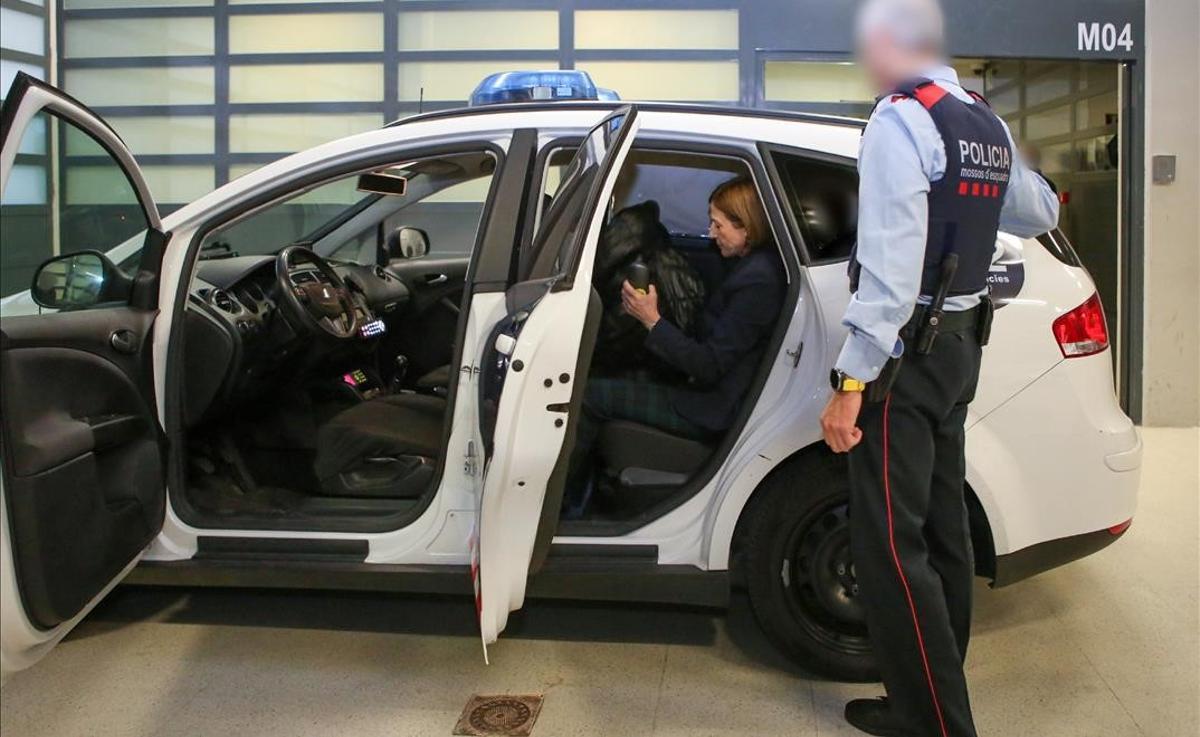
[715,440,999,584]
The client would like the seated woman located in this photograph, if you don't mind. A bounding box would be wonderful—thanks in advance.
[565,176,785,515]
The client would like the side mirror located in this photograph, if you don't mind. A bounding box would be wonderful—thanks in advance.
[384,226,430,261]
[31,251,130,311]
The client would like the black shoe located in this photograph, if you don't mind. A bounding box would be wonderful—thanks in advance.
[844,697,917,737]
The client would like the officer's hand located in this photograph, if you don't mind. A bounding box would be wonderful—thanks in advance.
[621,280,661,330]
[821,391,863,453]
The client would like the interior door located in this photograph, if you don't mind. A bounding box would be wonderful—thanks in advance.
[473,108,640,651]
[0,72,168,673]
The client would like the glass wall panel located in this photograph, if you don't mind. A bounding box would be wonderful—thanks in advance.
[229,113,383,153]
[64,17,215,58]
[575,10,738,50]
[764,61,874,103]
[4,165,47,206]
[988,85,1020,116]
[230,64,382,103]
[2,60,45,98]
[66,0,211,6]
[1079,63,1118,91]
[1077,135,1118,172]
[65,67,215,106]
[1,8,45,56]
[1076,90,1119,131]
[1024,65,1072,107]
[66,116,215,155]
[230,14,382,54]
[66,164,213,204]
[397,11,557,51]
[1025,103,1073,140]
[398,60,554,102]
[577,61,738,101]
[1040,141,1074,175]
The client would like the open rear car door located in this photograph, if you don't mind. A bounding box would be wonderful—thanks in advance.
[472,108,640,653]
[1,73,168,673]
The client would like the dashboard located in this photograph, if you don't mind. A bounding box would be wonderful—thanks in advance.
[183,254,411,425]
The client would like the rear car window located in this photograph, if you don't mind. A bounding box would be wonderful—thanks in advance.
[770,151,859,263]
[1036,227,1083,267]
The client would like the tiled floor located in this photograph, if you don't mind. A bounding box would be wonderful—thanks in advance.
[1,428,1196,737]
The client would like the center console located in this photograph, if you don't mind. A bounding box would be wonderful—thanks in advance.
[339,368,385,402]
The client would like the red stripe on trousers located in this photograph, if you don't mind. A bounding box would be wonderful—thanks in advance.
[882,395,950,737]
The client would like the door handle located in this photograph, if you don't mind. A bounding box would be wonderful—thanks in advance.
[424,273,449,286]
[109,329,138,355]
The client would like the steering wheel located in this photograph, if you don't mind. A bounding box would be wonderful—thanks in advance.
[275,245,361,340]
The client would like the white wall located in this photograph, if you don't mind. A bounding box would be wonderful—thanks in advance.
[1143,0,1200,426]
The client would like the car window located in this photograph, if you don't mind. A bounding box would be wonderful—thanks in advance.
[201,152,497,265]
[612,149,745,237]
[377,175,495,260]
[1,112,148,313]
[206,177,376,260]
[524,112,628,280]
[770,151,859,263]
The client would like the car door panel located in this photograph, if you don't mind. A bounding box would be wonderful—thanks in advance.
[473,108,640,649]
[1,72,167,672]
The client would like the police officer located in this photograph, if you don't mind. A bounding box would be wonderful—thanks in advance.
[820,1,1060,735]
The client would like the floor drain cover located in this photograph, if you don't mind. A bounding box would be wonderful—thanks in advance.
[453,694,544,736]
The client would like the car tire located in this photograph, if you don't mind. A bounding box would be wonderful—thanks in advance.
[738,453,879,682]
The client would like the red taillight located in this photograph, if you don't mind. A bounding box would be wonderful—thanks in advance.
[1108,519,1132,536]
[1052,292,1109,358]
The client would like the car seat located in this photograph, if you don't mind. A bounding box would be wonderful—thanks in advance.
[313,393,445,498]
[596,420,713,488]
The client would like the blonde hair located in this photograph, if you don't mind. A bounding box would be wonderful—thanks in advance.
[710,176,769,249]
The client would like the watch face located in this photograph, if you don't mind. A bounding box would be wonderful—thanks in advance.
[830,369,841,390]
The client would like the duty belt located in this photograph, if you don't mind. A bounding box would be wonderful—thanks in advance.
[905,303,983,335]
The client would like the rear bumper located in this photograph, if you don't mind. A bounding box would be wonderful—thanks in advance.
[966,352,1141,564]
[992,519,1132,587]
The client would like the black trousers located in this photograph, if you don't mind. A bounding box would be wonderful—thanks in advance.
[849,326,982,737]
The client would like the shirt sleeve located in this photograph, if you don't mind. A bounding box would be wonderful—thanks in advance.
[998,119,1061,237]
[834,105,930,382]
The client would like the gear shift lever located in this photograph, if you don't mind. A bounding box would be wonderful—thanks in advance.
[390,354,409,393]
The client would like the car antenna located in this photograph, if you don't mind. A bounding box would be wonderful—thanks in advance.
[419,86,424,114]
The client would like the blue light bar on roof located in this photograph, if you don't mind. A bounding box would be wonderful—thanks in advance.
[469,70,619,106]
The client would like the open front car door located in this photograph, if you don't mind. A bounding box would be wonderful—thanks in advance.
[473,108,640,654]
[0,73,169,674]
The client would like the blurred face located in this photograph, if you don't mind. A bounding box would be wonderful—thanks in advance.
[709,204,750,258]
[857,29,908,93]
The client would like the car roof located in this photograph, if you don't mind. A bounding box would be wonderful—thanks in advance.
[386,100,866,131]
[387,101,867,160]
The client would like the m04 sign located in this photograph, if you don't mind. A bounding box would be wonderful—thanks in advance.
[1078,22,1135,53]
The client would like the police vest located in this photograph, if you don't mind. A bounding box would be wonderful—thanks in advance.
[851,78,1013,297]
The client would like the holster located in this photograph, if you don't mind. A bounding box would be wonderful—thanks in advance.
[977,296,995,346]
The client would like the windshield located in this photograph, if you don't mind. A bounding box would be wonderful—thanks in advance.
[195,152,497,265]
[204,177,379,260]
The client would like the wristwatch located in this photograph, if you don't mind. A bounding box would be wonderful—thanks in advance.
[830,369,867,393]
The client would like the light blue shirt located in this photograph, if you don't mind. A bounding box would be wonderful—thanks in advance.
[835,65,1060,382]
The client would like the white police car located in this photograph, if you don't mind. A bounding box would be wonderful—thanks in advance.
[0,72,1140,678]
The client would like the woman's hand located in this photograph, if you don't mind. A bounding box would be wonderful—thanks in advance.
[621,280,661,330]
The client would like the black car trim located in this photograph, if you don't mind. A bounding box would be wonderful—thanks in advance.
[991,524,1130,588]
[195,536,368,562]
[128,556,729,609]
